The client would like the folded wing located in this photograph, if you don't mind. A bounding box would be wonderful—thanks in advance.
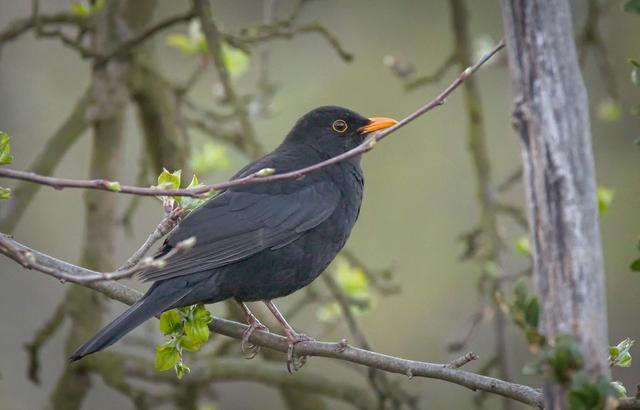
[138,180,340,283]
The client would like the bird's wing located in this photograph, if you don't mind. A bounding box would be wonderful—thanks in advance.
[137,180,340,283]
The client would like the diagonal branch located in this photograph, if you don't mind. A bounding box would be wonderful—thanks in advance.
[192,0,259,157]
[0,40,505,199]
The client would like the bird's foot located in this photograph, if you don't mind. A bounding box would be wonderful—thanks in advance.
[241,318,269,359]
[285,329,314,373]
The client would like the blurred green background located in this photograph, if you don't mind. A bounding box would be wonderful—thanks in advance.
[0,0,639,409]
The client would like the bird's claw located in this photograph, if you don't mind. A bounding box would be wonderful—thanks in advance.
[241,320,269,359]
[285,331,314,373]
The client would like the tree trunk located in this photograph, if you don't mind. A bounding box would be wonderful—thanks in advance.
[500,1,610,408]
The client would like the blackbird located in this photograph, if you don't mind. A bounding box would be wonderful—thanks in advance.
[69,106,397,368]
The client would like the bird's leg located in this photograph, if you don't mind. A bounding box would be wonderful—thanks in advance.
[263,300,314,373]
[235,299,269,359]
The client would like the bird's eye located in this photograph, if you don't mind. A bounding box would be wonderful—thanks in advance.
[332,119,348,133]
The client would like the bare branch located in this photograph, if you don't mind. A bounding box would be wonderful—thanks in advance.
[192,0,259,157]
[2,232,541,407]
[0,40,505,199]
[447,352,480,369]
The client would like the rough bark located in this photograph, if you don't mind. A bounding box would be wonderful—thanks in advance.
[500,1,610,408]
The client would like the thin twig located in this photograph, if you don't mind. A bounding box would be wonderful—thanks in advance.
[447,352,480,369]
[0,230,192,284]
[0,40,505,198]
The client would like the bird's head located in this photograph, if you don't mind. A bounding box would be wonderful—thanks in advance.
[282,106,398,158]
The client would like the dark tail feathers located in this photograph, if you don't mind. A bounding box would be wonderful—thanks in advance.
[69,286,190,362]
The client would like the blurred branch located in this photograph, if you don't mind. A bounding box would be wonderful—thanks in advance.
[193,0,260,158]
[0,40,505,199]
[404,54,457,90]
[448,3,514,410]
[24,300,67,384]
[236,21,353,62]
[0,11,85,52]
[95,8,195,66]
[124,355,376,409]
[577,0,619,99]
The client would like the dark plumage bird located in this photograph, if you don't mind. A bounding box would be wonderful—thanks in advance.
[69,106,397,366]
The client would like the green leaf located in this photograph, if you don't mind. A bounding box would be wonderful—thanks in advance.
[624,0,640,14]
[177,174,209,211]
[159,310,183,335]
[222,43,249,77]
[0,187,11,199]
[0,132,14,165]
[166,20,207,55]
[70,3,90,17]
[597,98,622,123]
[609,338,634,367]
[514,236,531,257]
[179,335,204,352]
[157,168,181,190]
[597,186,615,215]
[611,381,627,398]
[184,304,211,345]
[335,258,369,298]
[631,258,640,272]
[525,298,539,328]
[166,34,200,54]
[155,342,180,371]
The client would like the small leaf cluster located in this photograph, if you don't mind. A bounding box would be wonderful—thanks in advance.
[0,132,13,199]
[596,186,615,216]
[155,168,210,212]
[506,281,544,351]
[513,236,531,257]
[608,338,633,368]
[569,374,616,410]
[156,304,212,379]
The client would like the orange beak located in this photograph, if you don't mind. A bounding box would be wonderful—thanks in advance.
[358,117,398,134]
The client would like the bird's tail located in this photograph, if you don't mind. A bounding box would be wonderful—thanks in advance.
[69,285,191,362]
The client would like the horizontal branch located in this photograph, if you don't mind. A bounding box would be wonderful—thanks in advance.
[2,233,540,406]
[0,40,505,198]
[4,232,640,408]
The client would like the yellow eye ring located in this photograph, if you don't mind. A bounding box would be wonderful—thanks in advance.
[332,119,348,133]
